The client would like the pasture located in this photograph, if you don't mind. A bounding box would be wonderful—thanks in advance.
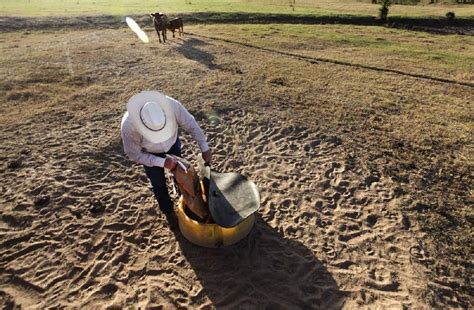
[1,1,473,308]
[1,0,473,17]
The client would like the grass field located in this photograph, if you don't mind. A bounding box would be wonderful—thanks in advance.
[1,0,473,18]
[188,23,474,82]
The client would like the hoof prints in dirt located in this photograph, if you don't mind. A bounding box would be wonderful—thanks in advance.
[184,108,435,308]
[0,106,438,308]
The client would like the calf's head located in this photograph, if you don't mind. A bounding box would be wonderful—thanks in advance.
[150,12,165,20]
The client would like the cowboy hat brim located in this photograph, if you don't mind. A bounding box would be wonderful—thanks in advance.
[127,90,178,144]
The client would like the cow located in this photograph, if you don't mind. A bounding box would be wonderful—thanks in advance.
[150,12,168,43]
[167,17,184,38]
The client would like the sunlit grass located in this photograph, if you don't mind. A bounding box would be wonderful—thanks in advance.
[0,0,338,16]
[1,0,472,18]
[186,24,474,81]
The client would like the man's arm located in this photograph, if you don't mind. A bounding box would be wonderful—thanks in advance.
[121,116,166,168]
[172,99,209,152]
[172,98,212,164]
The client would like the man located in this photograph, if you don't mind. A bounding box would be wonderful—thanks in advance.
[120,90,212,226]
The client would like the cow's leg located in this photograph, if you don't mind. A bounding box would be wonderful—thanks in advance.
[155,26,162,43]
[173,30,175,38]
[162,29,166,43]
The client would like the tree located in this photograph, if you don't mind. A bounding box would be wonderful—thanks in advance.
[379,0,391,22]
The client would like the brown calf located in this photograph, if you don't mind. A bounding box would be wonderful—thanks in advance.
[167,17,184,38]
[150,12,168,43]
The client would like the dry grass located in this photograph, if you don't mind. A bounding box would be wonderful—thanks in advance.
[0,24,472,306]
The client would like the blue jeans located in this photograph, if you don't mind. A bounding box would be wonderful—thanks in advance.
[144,138,182,215]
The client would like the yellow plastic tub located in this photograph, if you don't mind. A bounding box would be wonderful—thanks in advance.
[176,197,255,248]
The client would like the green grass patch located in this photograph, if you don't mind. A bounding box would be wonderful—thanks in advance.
[0,0,351,16]
[1,0,473,18]
[188,24,474,80]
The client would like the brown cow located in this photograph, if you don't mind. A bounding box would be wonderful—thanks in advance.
[167,17,184,38]
[150,12,168,43]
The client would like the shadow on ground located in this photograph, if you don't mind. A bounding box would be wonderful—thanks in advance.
[173,215,347,309]
[174,38,219,69]
[182,12,474,35]
[1,13,472,35]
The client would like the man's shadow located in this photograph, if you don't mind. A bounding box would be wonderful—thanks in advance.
[173,215,346,309]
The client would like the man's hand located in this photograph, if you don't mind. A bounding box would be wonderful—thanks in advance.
[202,149,212,165]
[164,156,178,170]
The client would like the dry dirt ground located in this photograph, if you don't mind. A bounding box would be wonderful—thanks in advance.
[0,24,472,308]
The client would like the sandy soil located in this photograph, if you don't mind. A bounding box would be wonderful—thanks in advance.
[0,26,472,308]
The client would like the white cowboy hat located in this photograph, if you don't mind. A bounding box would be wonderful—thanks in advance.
[127,90,178,144]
